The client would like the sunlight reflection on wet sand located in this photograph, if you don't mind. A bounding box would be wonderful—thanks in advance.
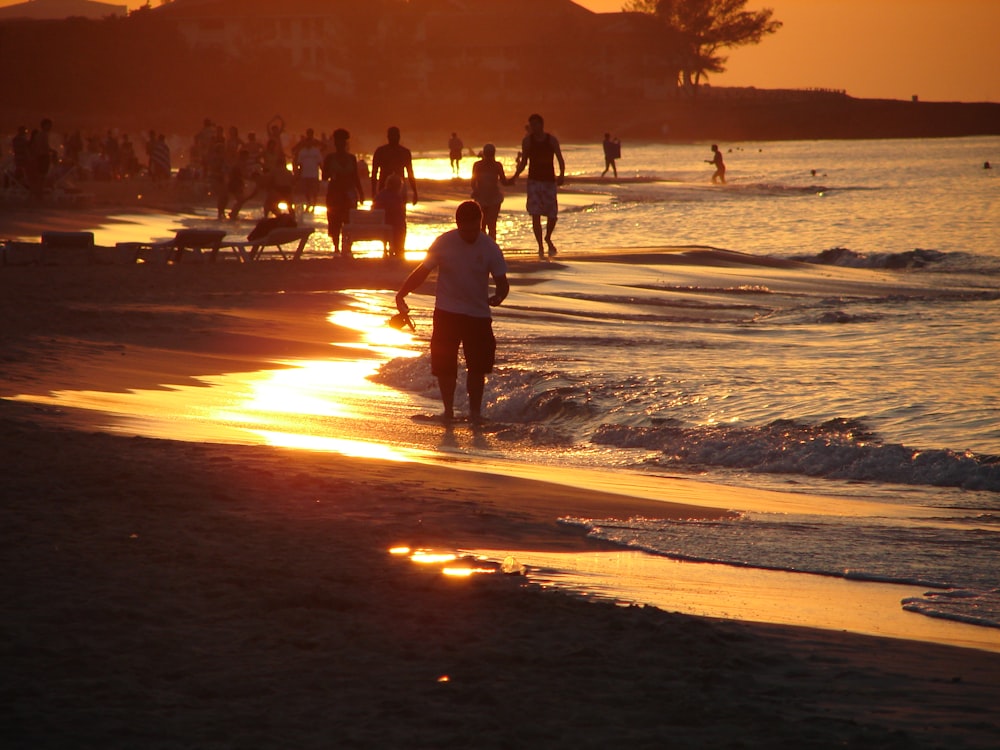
[11,326,998,651]
[464,547,1000,654]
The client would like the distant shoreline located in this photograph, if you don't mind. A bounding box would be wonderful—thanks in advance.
[4,93,997,155]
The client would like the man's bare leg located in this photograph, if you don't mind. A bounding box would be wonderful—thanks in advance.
[437,374,457,421]
[532,215,544,258]
[467,372,486,422]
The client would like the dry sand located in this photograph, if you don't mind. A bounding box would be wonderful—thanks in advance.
[2,195,999,749]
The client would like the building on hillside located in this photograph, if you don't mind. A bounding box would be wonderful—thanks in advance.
[148,0,675,105]
[149,0,384,97]
[0,0,127,20]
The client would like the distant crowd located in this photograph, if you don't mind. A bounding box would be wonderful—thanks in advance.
[1,115,370,214]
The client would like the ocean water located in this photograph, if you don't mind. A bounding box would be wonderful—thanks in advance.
[369,136,999,634]
[13,136,1000,641]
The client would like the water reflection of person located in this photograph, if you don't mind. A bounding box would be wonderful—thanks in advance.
[395,201,509,423]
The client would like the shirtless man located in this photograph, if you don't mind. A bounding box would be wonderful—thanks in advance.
[511,113,565,259]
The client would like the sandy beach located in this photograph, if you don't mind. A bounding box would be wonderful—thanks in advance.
[2,192,999,749]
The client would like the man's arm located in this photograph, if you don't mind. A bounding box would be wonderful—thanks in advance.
[511,136,531,179]
[349,155,364,204]
[370,150,381,198]
[489,274,510,307]
[405,153,418,205]
[553,137,566,186]
[395,262,433,313]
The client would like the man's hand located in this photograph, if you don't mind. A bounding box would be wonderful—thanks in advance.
[395,294,409,314]
[489,294,503,307]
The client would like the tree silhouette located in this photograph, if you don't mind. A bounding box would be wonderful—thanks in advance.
[623,0,781,95]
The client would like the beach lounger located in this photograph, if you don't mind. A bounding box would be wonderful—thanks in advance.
[227,225,314,261]
[342,208,391,257]
[153,229,228,263]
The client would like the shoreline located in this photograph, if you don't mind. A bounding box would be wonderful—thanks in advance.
[4,402,999,747]
[2,211,999,745]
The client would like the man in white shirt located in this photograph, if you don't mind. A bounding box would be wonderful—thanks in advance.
[395,201,509,423]
[294,136,324,213]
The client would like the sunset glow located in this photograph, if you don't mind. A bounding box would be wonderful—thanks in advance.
[579,0,1000,103]
[2,1,994,103]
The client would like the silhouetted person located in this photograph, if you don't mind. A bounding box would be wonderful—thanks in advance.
[471,143,509,239]
[224,125,243,170]
[244,131,263,165]
[511,113,565,259]
[707,143,726,184]
[194,118,215,177]
[225,149,248,220]
[294,133,323,214]
[374,173,407,259]
[322,128,364,256]
[395,200,509,423]
[262,138,292,217]
[28,118,54,199]
[11,126,30,184]
[265,115,286,164]
[601,132,620,178]
[371,126,417,206]
[207,134,229,219]
[449,132,464,176]
[151,134,171,183]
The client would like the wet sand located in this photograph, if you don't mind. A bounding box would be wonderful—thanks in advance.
[2,196,999,748]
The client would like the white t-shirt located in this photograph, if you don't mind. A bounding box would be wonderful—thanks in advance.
[425,229,507,318]
[296,145,323,180]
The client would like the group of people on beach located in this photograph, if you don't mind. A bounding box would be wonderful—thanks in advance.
[1,112,729,426]
[4,117,181,199]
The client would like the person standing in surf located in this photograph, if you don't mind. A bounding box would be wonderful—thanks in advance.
[707,143,726,184]
[395,201,509,423]
[511,113,565,259]
[470,143,510,239]
[601,132,620,178]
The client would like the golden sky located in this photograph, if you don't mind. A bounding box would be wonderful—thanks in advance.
[2,0,996,102]
[578,0,1000,103]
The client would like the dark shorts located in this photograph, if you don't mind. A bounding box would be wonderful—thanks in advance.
[431,309,496,377]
